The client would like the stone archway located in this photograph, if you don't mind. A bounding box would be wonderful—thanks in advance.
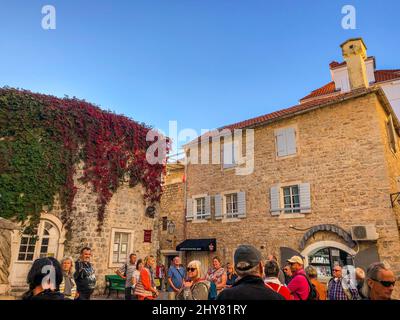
[301,240,357,266]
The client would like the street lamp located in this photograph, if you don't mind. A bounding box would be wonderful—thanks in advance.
[167,220,176,235]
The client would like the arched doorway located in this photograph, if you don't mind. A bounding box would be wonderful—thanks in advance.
[9,214,65,289]
[301,241,356,282]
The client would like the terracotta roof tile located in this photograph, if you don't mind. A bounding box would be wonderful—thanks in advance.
[300,69,400,101]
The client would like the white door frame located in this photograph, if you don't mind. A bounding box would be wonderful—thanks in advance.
[8,213,66,289]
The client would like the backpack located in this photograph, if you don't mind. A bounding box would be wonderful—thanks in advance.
[208,281,218,300]
[295,274,319,301]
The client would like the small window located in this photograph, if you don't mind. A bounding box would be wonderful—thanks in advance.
[283,185,300,213]
[18,235,37,261]
[223,140,238,168]
[162,217,168,231]
[113,232,130,263]
[195,197,206,220]
[225,193,239,218]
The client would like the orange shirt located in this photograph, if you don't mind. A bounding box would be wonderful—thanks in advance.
[311,278,327,300]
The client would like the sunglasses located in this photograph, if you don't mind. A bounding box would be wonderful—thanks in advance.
[187,267,196,272]
[333,269,341,272]
[371,278,396,287]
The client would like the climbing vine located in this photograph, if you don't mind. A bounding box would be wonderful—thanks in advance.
[0,88,169,232]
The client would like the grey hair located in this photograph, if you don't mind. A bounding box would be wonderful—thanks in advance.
[361,262,391,299]
[60,256,75,275]
[305,265,318,279]
[236,263,260,278]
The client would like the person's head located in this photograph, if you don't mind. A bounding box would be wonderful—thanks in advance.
[61,257,74,275]
[136,259,143,270]
[283,264,292,277]
[80,247,91,262]
[212,256,222,270]
[173,256,181,267]
[26,257,63,292]
[234,245,264,279]
[355,267,365,281]
[332,265,342,279]
[264,260,280,278]
[287,256,304,273]
[226,262,235,274]
[144,255,156,268]
[187,260,202,281]
[129,253,137,264]
[362,262,396,300]
[305,265,318,280]
[267,254,278,262]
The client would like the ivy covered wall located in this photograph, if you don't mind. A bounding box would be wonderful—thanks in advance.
[0,88,168,232]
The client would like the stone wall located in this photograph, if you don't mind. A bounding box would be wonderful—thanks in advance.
[0,218,19,295]
[7,162,159,295]
[159,178,185,251]
[184,92,400,297]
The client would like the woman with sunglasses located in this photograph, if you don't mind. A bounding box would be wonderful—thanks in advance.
[176,260,210,300]
[361,262,396,300]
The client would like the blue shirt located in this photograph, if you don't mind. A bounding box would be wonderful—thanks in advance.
[167,266,186,292]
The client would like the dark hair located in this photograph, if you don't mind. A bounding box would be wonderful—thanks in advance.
[129,253,137,258]
[80,247,91,254]
[136,259,143,269]
[26,257,63,290]
[264,260,280,278]
[213,256,222,264]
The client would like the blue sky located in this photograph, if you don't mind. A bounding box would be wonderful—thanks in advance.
[1,0,399,155]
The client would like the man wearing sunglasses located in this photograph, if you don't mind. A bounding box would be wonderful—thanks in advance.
[328,265,360,300]
[362,262,396,300]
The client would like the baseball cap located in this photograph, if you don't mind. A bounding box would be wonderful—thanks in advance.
[234,245,262,271]
[287,255,304,265]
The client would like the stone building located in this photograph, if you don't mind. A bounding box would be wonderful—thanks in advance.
[0,90,163,297]
[178,38,400,296]
[158,163,186,267]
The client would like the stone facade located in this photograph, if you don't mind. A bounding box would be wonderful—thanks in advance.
[0,218,19,295]
[6,163,159,295]
[158,164,186,265]
[183,91,400,298]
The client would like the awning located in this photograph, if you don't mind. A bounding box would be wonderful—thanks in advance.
[176,238,217,252]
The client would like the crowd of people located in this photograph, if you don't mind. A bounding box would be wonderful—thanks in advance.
[21,245,396,301]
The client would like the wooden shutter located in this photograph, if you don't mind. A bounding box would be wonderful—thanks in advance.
[223,140,235,169]
[204,196,211,219]
[214,194,223,220]
[275,129,287,157]
[285,127,297,155]
[299,183,311,213]
[237,191,246,218]
[186,198,194,221]
[270,186,281,216]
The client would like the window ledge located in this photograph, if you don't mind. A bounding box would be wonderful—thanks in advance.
[192,219,208,223]
[276,153,297,161]
[221,218,241,223]
[278,213,306,219]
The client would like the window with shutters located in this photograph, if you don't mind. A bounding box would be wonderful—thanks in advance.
[225,193,239,218]
[386,116,398,153]
[275,127,297,158]
[282,185,301,213]
[195,197,207,220]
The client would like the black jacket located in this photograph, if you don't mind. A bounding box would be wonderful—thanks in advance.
[216,275,285,300]
[22,290,65,300]
[74,260,96,293]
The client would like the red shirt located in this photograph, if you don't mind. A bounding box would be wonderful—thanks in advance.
[287,269,310,300]
[265,282,292,300]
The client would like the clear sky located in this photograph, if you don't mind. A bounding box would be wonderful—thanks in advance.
[1,0,399,155]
